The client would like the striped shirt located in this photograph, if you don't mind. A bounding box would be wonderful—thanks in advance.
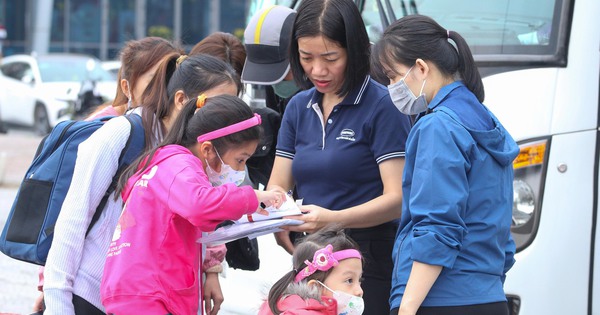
[43,115,137,314]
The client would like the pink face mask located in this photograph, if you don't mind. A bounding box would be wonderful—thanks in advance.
[197,112,261,186]
[317,281,365,315]
[205,148,246,187]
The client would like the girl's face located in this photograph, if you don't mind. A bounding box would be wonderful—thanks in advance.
[297,35,347,96]
[383,59,430,101]
[382,61,412,86]
[213,140,258,172]
[322,258,363,297]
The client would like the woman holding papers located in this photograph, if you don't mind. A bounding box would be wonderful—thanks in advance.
[101,95,284,315]
[266,0,411,313]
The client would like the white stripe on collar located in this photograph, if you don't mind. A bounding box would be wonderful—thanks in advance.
[353,75,370,105]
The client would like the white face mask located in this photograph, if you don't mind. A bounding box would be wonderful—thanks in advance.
[205,149,246,187]
[317,281,364,315]
[388,66,428,115]
[125,80,133,110]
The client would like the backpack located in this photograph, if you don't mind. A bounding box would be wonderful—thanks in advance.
[0,114,145,265]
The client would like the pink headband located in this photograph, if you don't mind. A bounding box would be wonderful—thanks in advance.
[197,113,262,143]
[294,244,362,283]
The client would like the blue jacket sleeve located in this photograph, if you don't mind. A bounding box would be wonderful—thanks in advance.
[408,114,471,268]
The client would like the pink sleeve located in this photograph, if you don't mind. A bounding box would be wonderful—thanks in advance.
[84,105,120,121]
[167,167,259,231]
[38,266,44,291]
[203,244,227,271]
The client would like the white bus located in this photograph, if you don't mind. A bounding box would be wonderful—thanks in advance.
[240,1,600,314]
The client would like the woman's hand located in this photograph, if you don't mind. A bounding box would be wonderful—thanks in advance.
[203,272,224,315]
[274,230,295,255]
[32,292,44,313]
[283,204,335,233]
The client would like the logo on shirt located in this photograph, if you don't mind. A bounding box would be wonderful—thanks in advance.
[134,165,158,188]
[336,128,356,142]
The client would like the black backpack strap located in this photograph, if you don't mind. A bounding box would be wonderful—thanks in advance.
[86,115,145,236]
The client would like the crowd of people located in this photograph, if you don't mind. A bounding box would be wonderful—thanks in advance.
[30,0,518,314]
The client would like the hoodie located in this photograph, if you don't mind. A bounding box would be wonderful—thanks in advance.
[390,82,519,309]
[101,145,258,315]
[258,282,338,315]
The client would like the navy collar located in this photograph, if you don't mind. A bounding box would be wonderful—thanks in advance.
[306,75,371,108]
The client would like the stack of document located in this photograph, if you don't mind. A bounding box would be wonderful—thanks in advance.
[198,195,304,246]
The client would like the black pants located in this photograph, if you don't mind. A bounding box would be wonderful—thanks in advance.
[390,301,509,315]
[348,225,397,315]
[73,294,105,315]
[33,295,104,315]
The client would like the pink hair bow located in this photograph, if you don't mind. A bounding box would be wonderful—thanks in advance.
[294,244,361,282]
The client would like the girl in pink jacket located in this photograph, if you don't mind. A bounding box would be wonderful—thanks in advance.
[259,226,365,315]
[101,94,284,315]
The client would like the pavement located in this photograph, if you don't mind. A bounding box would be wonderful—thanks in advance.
[0,130,44,314]
[0,129,292,314]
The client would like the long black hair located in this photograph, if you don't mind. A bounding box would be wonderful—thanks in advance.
[139,53,243,150]
[374,14,485,102]
[289,0,370,97]
[267,225,361,314]
[116,95,260,196]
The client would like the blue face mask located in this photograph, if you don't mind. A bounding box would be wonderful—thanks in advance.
[272,79,300,99]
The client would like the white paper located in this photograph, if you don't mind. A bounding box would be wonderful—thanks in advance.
[198,218,304,246]
[235,194,302,223]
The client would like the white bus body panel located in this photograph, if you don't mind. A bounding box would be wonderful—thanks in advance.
[503,131,595,314]
[483,0,600,313]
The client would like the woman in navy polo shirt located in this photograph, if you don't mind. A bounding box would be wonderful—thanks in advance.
[374,15,518,315]
[266,0,412,313]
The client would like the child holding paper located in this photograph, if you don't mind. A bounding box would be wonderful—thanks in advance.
[101,94,285,315]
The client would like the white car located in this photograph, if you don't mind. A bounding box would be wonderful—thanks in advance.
[0,54,117,134]
[101,60,121,79]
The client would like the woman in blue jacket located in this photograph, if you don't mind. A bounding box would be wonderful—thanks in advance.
[373,15,519,315]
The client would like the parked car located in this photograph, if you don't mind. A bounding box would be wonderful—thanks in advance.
[0,53,117,134]
[101,60,121,79]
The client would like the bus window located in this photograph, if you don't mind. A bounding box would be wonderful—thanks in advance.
[363,0,561,58]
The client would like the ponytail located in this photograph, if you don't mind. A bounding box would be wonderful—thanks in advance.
[267,271,297,315]
[140,52,182,149]
[375,15,485,102]
[114,54,243,198]
[115,95,198,197]
[447,30,484,102]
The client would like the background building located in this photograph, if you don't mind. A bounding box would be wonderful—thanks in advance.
[0,0,249,60]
